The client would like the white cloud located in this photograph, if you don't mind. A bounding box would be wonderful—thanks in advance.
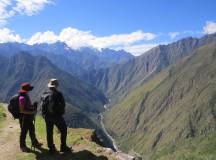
[59,27,95,49]
[0,0,52,26]
[13,0,52,16]
[0,27,22,42]
[120,44,158,56]
[0,26,157,55]
[203,21,216,34]
[91,30,156,49]
[28,27,157,51]
[169,32,180,39]
[28,30,58,44]
[0,0,15,25]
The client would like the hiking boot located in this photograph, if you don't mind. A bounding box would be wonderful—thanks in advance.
[49,146,58,154]
[60,145,71,153]
[32,142,43,148]
[20,146,31,152]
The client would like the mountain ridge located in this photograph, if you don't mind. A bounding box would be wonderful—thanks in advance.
[0,42,134,77]
[0,52,107,112]
[83,33,216,103]
[104,41,216,158]
[0,52,109,136]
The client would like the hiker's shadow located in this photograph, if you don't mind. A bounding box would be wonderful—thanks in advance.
[32,147,109,160]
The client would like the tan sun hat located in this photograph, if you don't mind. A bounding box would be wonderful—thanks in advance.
[48,79,59,88]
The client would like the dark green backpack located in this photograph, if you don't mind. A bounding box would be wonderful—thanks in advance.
[8,95,20,119]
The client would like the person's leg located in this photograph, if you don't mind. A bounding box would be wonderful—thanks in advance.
[19,115,31,152]
[28,115,37,143]
[28,115,42,147]
[54,116,70,152]
[45,117,56,151]
[54,116,67,146]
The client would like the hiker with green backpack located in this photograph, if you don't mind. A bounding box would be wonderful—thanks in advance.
[8,83,43,152]
[41,79,71,153]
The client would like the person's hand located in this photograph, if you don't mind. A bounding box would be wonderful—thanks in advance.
[33,102,38,109]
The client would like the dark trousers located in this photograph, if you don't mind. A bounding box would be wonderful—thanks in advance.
[19,114,38,147]
[45,115,67,149]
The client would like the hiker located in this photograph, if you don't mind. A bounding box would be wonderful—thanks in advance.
[41,79,71,153]
[18,83,43,152]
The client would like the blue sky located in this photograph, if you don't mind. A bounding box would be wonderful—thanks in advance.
[0,0,216,55]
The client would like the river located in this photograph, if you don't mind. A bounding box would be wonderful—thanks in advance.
[99,106,140,159]
[99,112,119,151]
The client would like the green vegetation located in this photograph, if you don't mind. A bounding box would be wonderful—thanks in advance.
[16,116,115,160]
[151,131,216,160]
[104,42,216,158]
[88,34,216,104]
[0,103,6,124]
[104,67,170,137]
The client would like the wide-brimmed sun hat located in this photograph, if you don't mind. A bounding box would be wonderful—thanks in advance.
[18,82,34,93]
[47,78,59,88]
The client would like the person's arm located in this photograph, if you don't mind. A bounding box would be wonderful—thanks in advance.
[60,93,65,107]
[59,92,66,114]
[41,95,49,117]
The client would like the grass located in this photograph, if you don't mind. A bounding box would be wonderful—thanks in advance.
[150,131,216,160]
[0,104,115,159]
[103,68,170,142]
[0,103,6,125]
[103,42,216,158]
[15,116,114,160]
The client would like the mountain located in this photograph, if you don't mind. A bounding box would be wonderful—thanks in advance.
[83,33,216,103]
[0,52,107,113]
[104,41,216,158]
[0,42,134,77]
[0,52,120,148]
[0,52,110,136]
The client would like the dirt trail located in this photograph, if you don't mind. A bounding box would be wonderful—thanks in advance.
[0,104,140,160]
[0,104,20,160]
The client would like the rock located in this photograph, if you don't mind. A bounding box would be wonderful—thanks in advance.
[95,147,103,154]
[104,148,114,155]
[116,152,137,160]
[134,156,142,160]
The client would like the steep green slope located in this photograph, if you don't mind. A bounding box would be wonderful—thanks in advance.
[150,132,216,160]
[104,42,216,158]
[84,33,216,103]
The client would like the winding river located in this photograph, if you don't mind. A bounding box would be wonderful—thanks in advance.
[99,112,119,151]
[99,105,141,159]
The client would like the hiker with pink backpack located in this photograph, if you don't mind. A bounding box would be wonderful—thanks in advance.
[8,83,43,152]
[8,80,71,153]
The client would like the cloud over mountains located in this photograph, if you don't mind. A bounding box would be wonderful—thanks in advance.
[203,21,216,34]
[28,27,156,49]
[0,26,157,55]
[0,1,215,56]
